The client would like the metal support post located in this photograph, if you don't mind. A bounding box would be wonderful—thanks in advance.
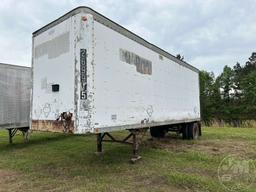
[96,133,103,155]
[8,129,12,144]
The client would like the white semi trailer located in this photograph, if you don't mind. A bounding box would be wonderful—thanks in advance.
[31,7,201,159]
[0,63,31,143]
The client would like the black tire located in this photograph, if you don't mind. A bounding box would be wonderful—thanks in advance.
[150,127,166,138]
[193,123,200,139]
[198,122,202,136]
[187,123,199,140]
[182,124,188,139]
[187,123,193,139]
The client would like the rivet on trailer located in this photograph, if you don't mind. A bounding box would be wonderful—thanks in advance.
[0,63,31,144]
[31,7,201,162]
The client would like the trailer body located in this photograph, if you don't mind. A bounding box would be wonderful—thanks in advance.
[31,7,200,134]
[0,63,31,130]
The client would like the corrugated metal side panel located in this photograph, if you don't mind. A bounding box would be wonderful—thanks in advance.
[91,20,200,133]
[0,64,31,129]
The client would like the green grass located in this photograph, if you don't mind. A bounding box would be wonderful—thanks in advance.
[0,127,256,192]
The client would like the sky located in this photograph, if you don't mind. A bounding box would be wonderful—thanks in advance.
[0,0,255,75]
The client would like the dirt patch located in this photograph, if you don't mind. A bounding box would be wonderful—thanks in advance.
[191,139,252,157]
[133,175,169,186]
[145,135,254,158]
[133,175,187,192]
[0,170,23,192]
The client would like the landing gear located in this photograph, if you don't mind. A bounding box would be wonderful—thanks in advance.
[96,128,147,163]
[95,122,201,162]
[7,127,29,144]
[130,129,142,163]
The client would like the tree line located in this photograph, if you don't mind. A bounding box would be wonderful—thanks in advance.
[200,52,256,126]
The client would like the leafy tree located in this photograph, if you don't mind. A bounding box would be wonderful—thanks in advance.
[237,52,256,119]
[199,71,221,125]
[233,62,243,100]
[218,65,234,102]
[239,53,256,119]
[199,52,256,126]
[244,52,256,74]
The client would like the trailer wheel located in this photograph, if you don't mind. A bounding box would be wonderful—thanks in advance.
[150,127,166,138]
[193,123,200,139]
[182,124,189,139]
[188,123,199,140]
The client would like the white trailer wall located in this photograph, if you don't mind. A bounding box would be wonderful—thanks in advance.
[31,16,76,132]
[91,20,200,133]
[32,12,95,133]
[31,7,200,134]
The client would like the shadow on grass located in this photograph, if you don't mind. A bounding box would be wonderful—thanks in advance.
[0,132,139,166]
[87,146,134,165]
[0,132,92,152]
[0,131,193,166]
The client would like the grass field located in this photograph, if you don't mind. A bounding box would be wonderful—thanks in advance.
[0,127,255,192]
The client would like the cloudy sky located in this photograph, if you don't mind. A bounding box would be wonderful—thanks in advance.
[0,0,255,74]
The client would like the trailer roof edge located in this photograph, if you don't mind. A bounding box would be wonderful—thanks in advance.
[32,6,200,73]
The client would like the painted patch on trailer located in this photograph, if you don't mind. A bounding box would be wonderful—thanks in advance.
[119,49,152,75]
[35,32,70,59]
[41,78,47,89]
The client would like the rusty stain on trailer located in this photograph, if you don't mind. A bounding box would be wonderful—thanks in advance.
[73,15,79,132]
[73,14,93,132]
[56,112,73,133]
[31,119,74,133]
[119,49,152,75]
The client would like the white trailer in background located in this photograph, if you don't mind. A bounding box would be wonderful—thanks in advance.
[31,7,201,160]
[0,63,31,143]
